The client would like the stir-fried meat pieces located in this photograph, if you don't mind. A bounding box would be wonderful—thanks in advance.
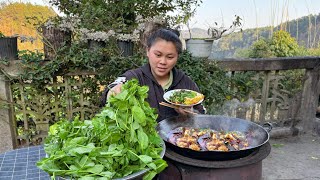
[167,127,250,152]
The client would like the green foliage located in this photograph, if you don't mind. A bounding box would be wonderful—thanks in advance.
[49,0,202,32]
[37,79,167,179]
[233,48,251,58]
[270,30,299,57]
[241,31,304,98]
[16,40,146,119]
[247,31,299,58]
[17,48,257,116]
[18,40,145,89]
[278,69,305,97]
[298,47,320,56]
[249,38,275,58]
[0,31,5,37]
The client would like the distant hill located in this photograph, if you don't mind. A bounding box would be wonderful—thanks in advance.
[182,13,320,59]
[0,2,56,52]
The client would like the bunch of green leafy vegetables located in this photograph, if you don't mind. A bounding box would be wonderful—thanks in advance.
[37,79,167,180]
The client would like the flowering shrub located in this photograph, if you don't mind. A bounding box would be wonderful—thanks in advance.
[43,17,79,32]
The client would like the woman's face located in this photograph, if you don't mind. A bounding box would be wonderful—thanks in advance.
[147,39,178,80]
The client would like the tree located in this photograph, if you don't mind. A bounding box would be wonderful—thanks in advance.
[270,30,299,57]
[0,2,56,51]
[249,38,274,58]
[49,0,203,33]
[247,30,300,58]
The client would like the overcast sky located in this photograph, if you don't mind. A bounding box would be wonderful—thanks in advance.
[2,0,320,30]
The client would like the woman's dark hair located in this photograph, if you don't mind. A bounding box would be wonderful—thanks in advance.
[146,28,182,54]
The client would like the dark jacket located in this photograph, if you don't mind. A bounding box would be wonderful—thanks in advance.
[101,64,205,121]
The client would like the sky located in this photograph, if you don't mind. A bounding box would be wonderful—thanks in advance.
[2,0,320,30]
[188,0,320,30]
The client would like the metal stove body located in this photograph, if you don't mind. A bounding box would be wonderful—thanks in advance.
[158,142,271,180]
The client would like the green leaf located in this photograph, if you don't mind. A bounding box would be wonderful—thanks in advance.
[68,137,88,146]
[132,105,146,125]
[139,155,152,164]
[79,177,95,180]
[49,123,59,135]
[147,163,157,170]
[69,143,95,155]
[36,158,62,172]
[85,164,104,174]
[154,159,168,173]
[143,171,157,180]
[79,155,89,167]
[132,120,140,130]
[69,165,79,171]
[115,89,128,100]
[137,128,149,149]
[99,171,114,178]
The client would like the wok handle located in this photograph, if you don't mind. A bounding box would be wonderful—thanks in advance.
[262,122,273,132]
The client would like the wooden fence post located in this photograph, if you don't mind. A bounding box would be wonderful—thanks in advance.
[0,72,17,153]
[42,26,71,60]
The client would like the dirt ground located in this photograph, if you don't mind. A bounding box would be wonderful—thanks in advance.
[262,133,320,180]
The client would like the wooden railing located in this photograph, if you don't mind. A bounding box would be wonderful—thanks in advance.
[215,56,320,133]
[0,57,319,153]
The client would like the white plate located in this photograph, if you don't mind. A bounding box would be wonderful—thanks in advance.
[163,89,204,107]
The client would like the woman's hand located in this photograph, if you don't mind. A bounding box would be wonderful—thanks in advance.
[107,83,123,99]
[175,106,194,116]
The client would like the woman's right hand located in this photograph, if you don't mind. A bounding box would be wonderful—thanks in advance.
[107,83,123,99]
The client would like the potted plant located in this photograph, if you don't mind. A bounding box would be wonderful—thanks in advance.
[0,32,18,60]
[185,15,243,58]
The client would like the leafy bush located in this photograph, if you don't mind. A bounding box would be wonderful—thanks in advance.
[249,38,275,58]
[49,0,202,32]
[17,48,258,117]
[270,30,300,57]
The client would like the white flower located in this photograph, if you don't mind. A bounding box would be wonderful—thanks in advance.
[117,33,138,42]
[44,17,80,32]
[79,29,116,41]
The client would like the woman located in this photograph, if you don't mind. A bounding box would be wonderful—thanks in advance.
[101,28,205,121]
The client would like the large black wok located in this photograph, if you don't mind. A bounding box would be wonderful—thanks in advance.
[156,115,272,161]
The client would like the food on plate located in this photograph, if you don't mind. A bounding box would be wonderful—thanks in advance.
[168,89,204,105]
[167,127,250,151]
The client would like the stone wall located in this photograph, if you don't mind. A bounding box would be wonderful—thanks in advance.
[0,73,16,153]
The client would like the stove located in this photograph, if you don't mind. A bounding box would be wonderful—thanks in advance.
[158,142,271,180]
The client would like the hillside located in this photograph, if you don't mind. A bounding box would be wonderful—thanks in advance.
[0,2,56,52]
[183,13,320,58]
